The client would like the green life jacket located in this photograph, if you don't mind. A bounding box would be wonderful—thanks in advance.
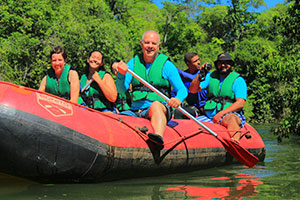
[115,90,132,112]
[46,64,71,100]
[131,54,171,102]
[79,71,114,111]
[204,71,240,112]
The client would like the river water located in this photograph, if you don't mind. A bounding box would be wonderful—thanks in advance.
[1,124,300,200]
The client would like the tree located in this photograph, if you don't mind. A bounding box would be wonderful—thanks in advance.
[223,0,264,51]
[256,3,287,41]
[0,0,131,87]
[233,37,281,122]
[275,0,300,53]
[273,0,300,140]
[114,0,163,55]
[159,10,208,63]
[197,5,228,41]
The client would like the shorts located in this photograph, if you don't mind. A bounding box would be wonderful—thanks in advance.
[197,111,246,127]
[99,108,117,114]
[119,102,172,122]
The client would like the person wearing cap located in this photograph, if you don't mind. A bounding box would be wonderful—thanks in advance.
[171,52,210,119]
[115,30,188,150]
[189,52,247,143]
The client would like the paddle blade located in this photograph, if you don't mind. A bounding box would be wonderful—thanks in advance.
[217,136,259,168]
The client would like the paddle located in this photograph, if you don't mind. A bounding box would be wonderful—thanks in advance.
[81,78,93,93]
[127,69,259,168]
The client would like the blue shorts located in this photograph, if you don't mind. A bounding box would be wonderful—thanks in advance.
[100,108,117,114]
[196,111,246,127]
[119,102,172,122]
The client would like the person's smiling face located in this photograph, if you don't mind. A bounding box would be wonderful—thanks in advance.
[140,31,160,63]
[217,61,233,76]
[88,51,103,69]
[51,53,66,76]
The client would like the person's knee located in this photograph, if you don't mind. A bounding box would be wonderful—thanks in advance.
[221,114,241,127]
[150,101,165,111]
[148,101,166,117]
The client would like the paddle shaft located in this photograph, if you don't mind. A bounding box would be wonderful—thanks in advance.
[127,69,218,137]
[81,78,93,93]
[127,68,259,167]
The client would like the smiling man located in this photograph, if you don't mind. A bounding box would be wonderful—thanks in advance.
[115,30,187,149]
[189,53,247,143]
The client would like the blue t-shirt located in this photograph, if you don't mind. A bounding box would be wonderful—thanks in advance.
[116,56,188,110]
[171,68,208,108]
[200,72,247,119]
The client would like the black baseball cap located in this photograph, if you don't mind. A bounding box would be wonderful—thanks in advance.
[214,53,234,66]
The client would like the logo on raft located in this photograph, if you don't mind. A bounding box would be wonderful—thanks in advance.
[37,93,73,117]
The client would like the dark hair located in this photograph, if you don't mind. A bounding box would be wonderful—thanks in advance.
[110,60,121,73]
[88,50,103,61]
[50,46,67,60]
[184,52,198,63]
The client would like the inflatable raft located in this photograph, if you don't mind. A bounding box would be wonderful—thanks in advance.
[0,81,265,183]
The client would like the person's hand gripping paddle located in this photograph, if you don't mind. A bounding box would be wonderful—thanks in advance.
[127,69,259,168]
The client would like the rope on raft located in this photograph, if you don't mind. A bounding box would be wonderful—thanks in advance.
[10,82,252,147]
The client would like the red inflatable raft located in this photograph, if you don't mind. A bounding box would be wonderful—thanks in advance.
[0,81,265,183]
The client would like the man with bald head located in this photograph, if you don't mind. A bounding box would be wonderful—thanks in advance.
[115,30,187,149]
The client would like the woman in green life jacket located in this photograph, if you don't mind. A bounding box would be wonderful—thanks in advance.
[39,46,80,104]
[78,50,117,112]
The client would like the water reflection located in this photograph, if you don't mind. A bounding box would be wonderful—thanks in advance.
[2,125,300,199]
[0,165,267,200]
[165,173,263,199]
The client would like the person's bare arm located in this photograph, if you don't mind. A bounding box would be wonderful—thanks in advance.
[68,70,80,104]
[213,98,245,123]
[38,76,47,92]
[93,72,117,102]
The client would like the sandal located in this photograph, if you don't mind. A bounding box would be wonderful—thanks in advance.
[148,133,164,150]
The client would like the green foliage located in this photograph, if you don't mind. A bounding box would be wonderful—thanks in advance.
[233,37,284,123]
[223,0,263,51]
[1,0,300,140]
[197,5,228,41]
[0,0,131,88]
[161,10,207,61]
[274,51,300,140]
[271,0,300,140]
[275,0,300,53]
[256,3,287,41]
[0,32,46,86]
[118,0,163,54]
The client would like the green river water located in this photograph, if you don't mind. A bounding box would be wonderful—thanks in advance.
[1,124,300,200]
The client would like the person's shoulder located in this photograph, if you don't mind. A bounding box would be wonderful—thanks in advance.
[127,58,134,67]
[103,71,113,78]
[68,69,79,78]
[235,75,246,82]
[234,76,247,88]
[164,59,176,68]
[128,57,134,63]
